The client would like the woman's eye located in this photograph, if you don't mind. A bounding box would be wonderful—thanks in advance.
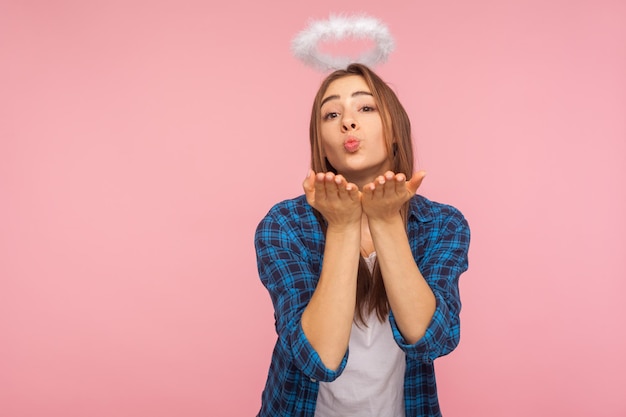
[361,105,376,112]
[323,112,339,120]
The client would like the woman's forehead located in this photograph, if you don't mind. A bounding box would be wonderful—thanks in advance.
[322,75,371,102]
[328,74,369,91]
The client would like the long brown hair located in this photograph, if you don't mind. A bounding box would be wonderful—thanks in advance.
[309,63,415,324]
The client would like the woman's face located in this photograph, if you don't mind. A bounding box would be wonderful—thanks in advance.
[320,75,390,185]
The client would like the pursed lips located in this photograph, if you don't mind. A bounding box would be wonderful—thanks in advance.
[343,137,360,153]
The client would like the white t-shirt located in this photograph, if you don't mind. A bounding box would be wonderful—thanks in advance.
[315,253,406,417]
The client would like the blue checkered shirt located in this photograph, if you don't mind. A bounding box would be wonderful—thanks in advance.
[255,194,470,417]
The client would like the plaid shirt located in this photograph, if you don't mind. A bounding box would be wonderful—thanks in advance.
[254,194,470,417]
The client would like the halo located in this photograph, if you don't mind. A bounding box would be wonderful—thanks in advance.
[291,14,395,72]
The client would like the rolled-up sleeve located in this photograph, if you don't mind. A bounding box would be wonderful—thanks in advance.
[255,207,348,382]
[390,204,470,363]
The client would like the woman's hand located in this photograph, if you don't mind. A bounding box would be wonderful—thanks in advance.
[361,171,426,221]
[303,170,362,227]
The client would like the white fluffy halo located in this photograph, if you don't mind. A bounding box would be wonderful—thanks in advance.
[291,14,395,72]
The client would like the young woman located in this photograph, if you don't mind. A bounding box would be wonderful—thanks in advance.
[255,63,470,417]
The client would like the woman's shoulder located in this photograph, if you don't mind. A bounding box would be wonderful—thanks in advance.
[257,195,318,229]
[263,194,311,218]
[409,194,469,227]
[255,195,324,246]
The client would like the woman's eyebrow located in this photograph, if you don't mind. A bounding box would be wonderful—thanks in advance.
[320,91,373,107]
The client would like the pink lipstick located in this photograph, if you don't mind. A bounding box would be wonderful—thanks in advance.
[344,138,360,153]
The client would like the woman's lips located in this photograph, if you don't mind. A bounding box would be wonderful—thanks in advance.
[344,138,360,153]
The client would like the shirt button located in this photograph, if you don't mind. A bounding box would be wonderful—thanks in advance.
[310,378,317,382]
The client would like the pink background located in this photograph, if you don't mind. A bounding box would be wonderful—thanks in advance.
[1,1,625,416]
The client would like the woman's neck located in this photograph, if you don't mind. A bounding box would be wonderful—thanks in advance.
[341,163,392,190]
[344,173,379,190]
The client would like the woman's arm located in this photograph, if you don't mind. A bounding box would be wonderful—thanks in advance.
[301,171,362,370]
[362,171,432,344]
[368,213,435,344]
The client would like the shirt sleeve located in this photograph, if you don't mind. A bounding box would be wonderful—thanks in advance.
[255,206,348,382]
[389,205,470,363]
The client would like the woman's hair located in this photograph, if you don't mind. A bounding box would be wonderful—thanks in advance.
[308,63,416,324]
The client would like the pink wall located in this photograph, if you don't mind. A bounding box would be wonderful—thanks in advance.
[1,1,625,416]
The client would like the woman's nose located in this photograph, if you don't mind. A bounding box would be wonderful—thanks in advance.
[341,120,357,131]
